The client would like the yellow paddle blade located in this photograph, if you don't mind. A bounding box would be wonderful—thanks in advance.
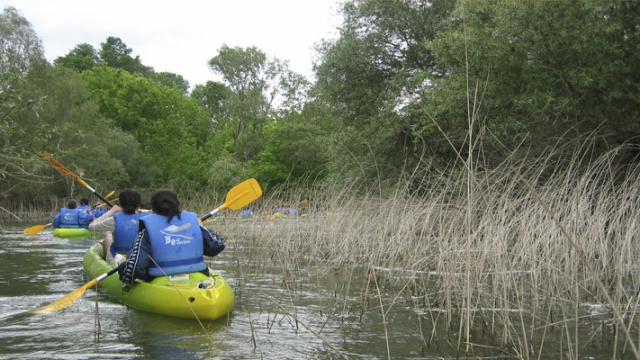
[24,223,51,235]
[299,199,308,204]
[29,279,98,314]
[221,178,263,211]
[105,190,116,199]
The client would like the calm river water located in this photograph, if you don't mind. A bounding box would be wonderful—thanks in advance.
[0,220,435,360]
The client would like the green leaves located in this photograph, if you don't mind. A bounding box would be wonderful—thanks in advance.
[82,66,210,188]
[53,43,100,73]
[423,0,640,161]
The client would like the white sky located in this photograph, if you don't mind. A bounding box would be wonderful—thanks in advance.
[0,0,343,87]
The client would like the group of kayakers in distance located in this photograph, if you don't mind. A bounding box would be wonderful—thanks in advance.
[52,189,227,286]
[52,198,94,229]
[52,196,108,230]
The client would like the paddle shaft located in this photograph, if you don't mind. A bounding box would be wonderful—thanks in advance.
[72,177,114,207]
[85,266,120,288]
[98,266,119,282]
[200,209,220,222]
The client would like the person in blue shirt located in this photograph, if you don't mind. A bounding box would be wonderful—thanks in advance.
[77,197,91,213]
[89,189,144,265]
[241,207,253,218]
[118,189,226,284]
[52,199,94,229]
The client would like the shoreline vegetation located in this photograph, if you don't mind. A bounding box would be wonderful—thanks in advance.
[8,145,640,357]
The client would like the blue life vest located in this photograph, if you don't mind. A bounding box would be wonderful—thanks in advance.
[111,212,146,256]
[141,211,205,277]
[59,208,82,228]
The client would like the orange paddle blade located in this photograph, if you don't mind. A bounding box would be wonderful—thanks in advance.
[29,279,99,314]
[24,223,52,235]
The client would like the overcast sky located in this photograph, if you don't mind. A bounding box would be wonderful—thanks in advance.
[0,0,343,87]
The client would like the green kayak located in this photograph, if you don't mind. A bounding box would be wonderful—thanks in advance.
[53,227,90,239]
[82,243,234,320]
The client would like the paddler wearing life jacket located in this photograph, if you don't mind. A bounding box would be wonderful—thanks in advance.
[77,197,92,213]
[52,199,94,229]
[118,189,226,285]
[89,189,144,265]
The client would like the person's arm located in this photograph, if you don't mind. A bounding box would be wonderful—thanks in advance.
[52,213,60,228]
[88,205,121,231]
[88,216,115,231]
[201,226,226,257]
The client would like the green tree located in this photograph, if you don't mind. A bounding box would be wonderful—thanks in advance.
[0,6,50,204]
[83,66,211,188]
[313,0,455,183]
[190,80,233,125]
[99,36,151,76]
[0,6,45,75]
[53,43,100,72]
[208,45,292,166]
[29,66,152,194]
[250,112,327,191]
[146,71,190,94]
[417,0,640,165]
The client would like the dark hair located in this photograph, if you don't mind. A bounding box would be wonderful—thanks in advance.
[67,199,77,209]
[118,189,142,215]
[150,189,181,222]
[80,197,90,206]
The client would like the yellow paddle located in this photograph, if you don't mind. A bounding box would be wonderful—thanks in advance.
[24,223,52,235]
[29,178,263,314]
[43,151,114,207]
[200,178,263,221]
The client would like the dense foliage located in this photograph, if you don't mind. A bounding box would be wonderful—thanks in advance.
[1,0,640,213]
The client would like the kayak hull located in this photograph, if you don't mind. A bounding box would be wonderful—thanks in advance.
[82,243,234,320]
[53,227,90,239]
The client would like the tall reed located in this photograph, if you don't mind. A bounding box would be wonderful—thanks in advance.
[213,144,640,358]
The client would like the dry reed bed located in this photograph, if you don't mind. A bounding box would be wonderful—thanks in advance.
[215,149,640,357]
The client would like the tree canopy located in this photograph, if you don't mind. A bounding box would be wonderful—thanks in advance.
[2,1,640,212]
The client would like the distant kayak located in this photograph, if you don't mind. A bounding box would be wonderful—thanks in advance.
[53,227,90,240]
[82,243,234,320]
